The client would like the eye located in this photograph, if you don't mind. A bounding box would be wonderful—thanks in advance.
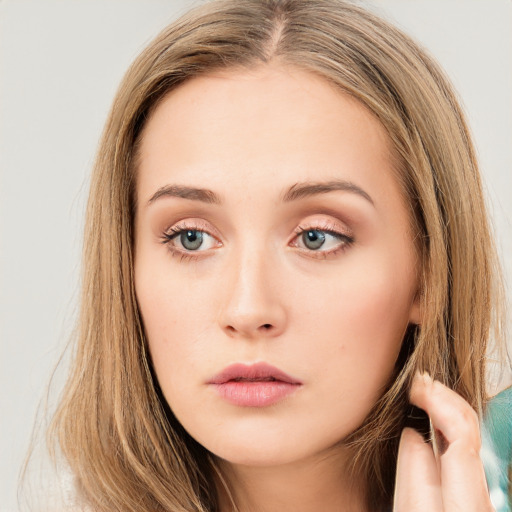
[301,229,329,250]
[177,230,210,250]
[292,223,354,256]
[161,223,220,255]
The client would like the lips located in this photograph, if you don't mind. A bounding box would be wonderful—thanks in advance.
[209,362,302,385]
[208,362,302,407]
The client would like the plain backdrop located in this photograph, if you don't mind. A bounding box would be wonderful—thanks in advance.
[1,1,511,510]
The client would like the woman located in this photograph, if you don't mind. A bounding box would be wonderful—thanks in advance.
[46,0,509,510]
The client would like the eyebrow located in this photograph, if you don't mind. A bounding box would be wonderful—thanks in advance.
[147,184,221,205]
[146,179,374,207]
[281,180,374,205]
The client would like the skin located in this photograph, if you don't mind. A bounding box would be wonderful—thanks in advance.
[134,63,493,512]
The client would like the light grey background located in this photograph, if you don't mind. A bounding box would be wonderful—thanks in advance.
[1,1,511,510]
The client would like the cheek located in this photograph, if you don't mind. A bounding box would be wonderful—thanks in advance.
[335,267,412,344]
[134,258,213,391]
[299,253,415,395]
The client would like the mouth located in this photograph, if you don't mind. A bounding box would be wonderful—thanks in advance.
[209,362,302,385]
[208,362,302,407]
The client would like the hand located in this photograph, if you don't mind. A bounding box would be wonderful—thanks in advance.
[393,372,495,511]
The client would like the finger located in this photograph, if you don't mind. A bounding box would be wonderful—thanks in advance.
[393,427,443,512]
[410,373,494,512]
[410,373,480,449]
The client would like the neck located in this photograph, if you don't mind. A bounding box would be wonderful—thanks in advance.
[214,446,367,512]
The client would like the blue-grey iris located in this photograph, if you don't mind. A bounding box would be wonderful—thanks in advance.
[303,230,325,250]
[181,230,203,250]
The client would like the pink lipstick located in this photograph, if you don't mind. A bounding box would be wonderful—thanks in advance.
[208,362,302,407]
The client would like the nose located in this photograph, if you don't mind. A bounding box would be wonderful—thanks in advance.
[218,247,287,339]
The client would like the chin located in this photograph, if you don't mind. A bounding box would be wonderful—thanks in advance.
[216,441,301,467]
[190,419,350,469]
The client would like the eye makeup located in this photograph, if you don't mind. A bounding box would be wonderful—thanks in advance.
[290,218,354,260]
[159,215,355,262]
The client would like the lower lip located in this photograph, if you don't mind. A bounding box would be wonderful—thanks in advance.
[212,381,301,407]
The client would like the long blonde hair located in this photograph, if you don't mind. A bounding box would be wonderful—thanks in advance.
[48,0,506,510]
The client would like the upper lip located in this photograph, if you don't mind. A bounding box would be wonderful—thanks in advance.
[208,362,302,385]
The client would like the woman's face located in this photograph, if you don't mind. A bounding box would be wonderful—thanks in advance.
[134,64,420,467]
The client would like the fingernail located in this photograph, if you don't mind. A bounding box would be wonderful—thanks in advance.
[422,371,432,384]
[414,371,434,386]
[415,371,432,385]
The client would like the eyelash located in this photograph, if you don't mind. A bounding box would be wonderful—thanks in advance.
[160,221,354,262]
[160,222,214,263]
[292,222,354,259]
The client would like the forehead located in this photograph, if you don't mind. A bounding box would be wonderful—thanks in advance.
[136,63,400,211]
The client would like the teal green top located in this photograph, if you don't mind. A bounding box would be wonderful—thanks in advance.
[482,386,512,512]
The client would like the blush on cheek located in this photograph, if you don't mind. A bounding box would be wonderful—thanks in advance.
[325,283,409,376]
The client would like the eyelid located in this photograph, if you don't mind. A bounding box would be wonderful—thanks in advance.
[289,217,354,257]
[291,217,353,240]
[160,216,354,261]
[164,218,222,241]
[160,219,223,256]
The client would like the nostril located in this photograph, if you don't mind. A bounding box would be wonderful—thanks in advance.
[224,322,279,337]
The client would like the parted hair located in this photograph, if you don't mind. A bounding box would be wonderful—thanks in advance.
[48,1,505,510]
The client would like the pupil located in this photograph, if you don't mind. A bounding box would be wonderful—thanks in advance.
[181,230,203,250]
[304,230,325,250]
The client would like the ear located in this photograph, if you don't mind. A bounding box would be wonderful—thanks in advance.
[408,288,422,326]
